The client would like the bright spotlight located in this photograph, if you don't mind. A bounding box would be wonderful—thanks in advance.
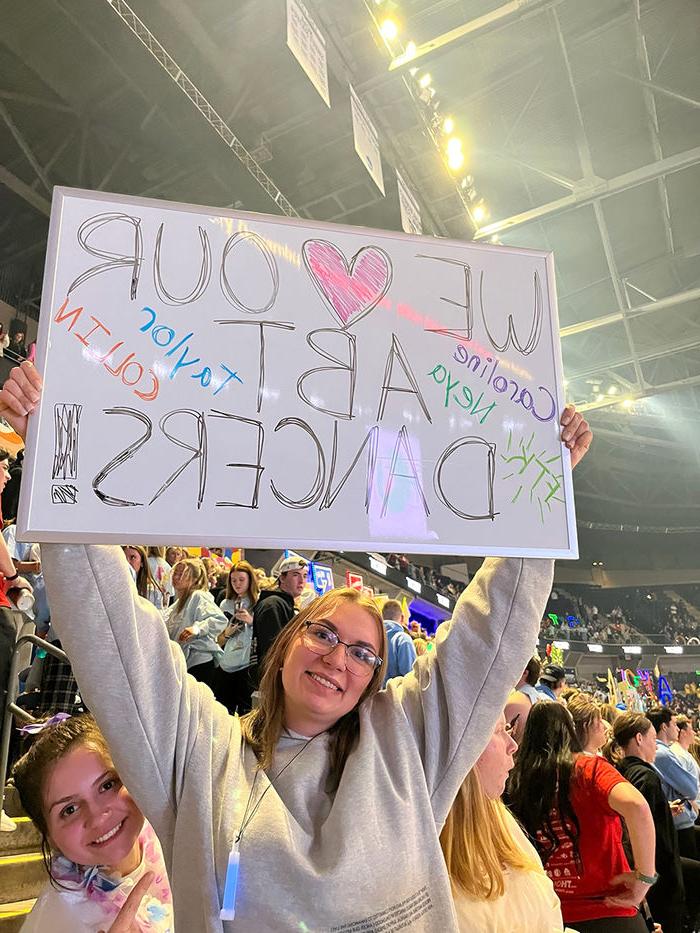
[404,40,417,59]
[418,72,432,89]
[473,204,486,223]
[380,18,399,40]
[448,149,465,170]
[446,136,463,156]
[622,398,633,409]
[443,116,455,134]
[608,385,619,395]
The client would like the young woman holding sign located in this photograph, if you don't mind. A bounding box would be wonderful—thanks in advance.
[1,361,592,932]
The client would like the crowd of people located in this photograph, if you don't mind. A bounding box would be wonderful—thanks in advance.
[0,359,695,933]
[540,586,700,647]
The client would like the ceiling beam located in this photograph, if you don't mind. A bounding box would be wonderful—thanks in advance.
[0,101,52,193]
[608,69,700,110]
[576,374,700,413]
[387,0,564,72]
[560,286,700,338]
[0,164,51,215]
[473,145,700,238]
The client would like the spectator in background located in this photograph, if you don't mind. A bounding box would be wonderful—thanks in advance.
[509,703,655,933]
[505,656,541,741]
[536,664,566,702]
[165,558,226,691]
[612,712,686,933]
[7,321,26,361]
[0,323,9,357]
[672,716,700,812]
[381,599,417,687]
[2,449,22,522]
[251,556,307,673]
[147,546,172,606]
[123,546,167,610]
[568,693,608,756]
[441,712,563,932]
[165,546,185,568]
[647,706,700,860]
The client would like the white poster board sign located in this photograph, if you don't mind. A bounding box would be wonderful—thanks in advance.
[20,187,577,558]
[349,85,385,196]
[286,0,330,107]
[396,170,422,236]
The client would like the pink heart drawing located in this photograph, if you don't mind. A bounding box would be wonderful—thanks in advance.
[302,239,393,329]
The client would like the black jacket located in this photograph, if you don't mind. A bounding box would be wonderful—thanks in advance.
[252,587,296,668]
[618,755,684,929]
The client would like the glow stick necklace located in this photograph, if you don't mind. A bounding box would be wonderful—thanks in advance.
[220,733,317,921]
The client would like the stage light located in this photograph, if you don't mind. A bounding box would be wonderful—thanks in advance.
[418,72,432,89]
[622,398,633,409]
[448,149,465,170]
[596,394,605,402]
[443,116,455,134]
[446,136,462,156]
[380,18,399,40]
[608,385,619,395]
[489,235,499,244]
[473,203,487,223]
[405,40,417,59]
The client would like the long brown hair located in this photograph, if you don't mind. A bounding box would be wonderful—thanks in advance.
[240,587,387,791]
[225,560,260,605]
[441,769,539,900]
[13,715,112,884]
[124,545,162,601]
[172,558,209,614]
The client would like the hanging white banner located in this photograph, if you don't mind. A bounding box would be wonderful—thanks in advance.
[349,85,385,196]
[396,170,422,236]
[286,0,330,108]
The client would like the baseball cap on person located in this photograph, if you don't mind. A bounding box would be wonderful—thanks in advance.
[540,664,566,684]
[275,556,308,577]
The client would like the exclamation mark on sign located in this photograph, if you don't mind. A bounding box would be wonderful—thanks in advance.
[51,403,82,504]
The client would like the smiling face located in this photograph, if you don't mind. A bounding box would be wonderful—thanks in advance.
[474,714,518,799]
[44,746,143,873]
[281,600,381,735]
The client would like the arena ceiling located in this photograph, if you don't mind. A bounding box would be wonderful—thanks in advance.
[0,0,699,556]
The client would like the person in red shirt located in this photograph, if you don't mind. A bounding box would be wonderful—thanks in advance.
[509,701,656,932]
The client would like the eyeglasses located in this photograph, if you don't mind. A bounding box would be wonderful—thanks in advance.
[302,621,382,676]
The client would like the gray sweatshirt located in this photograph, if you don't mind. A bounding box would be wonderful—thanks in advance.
[41,544,553,932]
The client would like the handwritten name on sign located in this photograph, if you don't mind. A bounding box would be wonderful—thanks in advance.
[20,187,577,557]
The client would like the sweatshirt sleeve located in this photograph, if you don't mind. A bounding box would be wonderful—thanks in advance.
[189,593,227,637]
[377,557,553,826]
[40,544,236,833]
[656,747,699,800]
